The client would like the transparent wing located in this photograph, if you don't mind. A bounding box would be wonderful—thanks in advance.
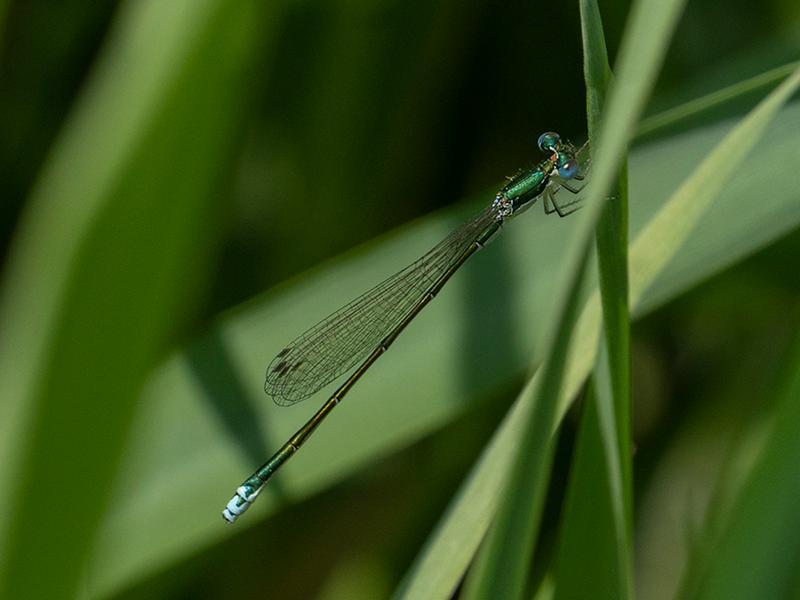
[265,203,501,405]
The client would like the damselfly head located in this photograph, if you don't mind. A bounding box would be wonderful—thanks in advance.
[537,131,561,153]
[538,131,578,179]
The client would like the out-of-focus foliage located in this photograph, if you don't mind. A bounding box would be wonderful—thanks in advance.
[0,0,798,599]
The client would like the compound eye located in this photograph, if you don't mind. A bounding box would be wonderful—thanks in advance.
[537,131,561,152]
[557,158,579,179]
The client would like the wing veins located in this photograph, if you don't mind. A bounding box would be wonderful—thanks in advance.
[265,204,499,404]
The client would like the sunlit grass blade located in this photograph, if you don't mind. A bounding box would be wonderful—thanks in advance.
[396,73,800,599]
[628,66,800,308]
[637,60,800,139]
[582,0,633,528]
[0,0,269,597]
[461,0,684,596]
[460,221,591,600]
[676,320,800,600]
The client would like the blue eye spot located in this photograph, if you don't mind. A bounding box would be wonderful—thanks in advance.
[537,131,560,152]
[558,158,578,179]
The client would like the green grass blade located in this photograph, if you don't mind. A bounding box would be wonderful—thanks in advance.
[461,0,684,595]
[581,0,613,130]
[638,60,800,139]
[593,163,631,488]
[460,216,592,600]
[580,0,687,212]
[397,70,800,599]
[583,0,632,532]
[678,321,800,600]
[551,3,633,599]
[628,66,800,309]
[0,0,269,597]
[552,352,629,600]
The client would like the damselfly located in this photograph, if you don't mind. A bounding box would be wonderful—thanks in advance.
[222,131,590,522]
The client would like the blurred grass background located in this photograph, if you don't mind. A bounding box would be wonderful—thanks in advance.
[0,0,799,599]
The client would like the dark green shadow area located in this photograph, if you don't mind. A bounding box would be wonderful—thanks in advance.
[184,328,270,469]
[458,220,522,400]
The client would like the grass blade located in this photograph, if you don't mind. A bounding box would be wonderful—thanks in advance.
[583,0,633,529]
[581,0,613,128]
[638,60,800,139]
[0,1,268,597]
[628,66,800,308]
[396,67,800,598]
[551,2,633,598]
[458,0,686,595]
[552,352,629,600]
[460,218,592,600]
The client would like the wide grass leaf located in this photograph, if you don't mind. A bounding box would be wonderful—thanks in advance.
[0,0,269,597]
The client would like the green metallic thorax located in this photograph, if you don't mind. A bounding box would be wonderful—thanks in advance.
[500,155,555,213]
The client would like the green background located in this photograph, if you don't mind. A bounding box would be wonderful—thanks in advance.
[0,0,799,598]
